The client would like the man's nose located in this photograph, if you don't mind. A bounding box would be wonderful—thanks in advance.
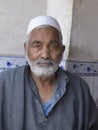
[41,46,50,59]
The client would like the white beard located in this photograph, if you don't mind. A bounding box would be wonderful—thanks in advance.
[26,56,61,78]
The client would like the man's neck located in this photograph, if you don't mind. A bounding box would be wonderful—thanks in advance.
[31,72,56,103]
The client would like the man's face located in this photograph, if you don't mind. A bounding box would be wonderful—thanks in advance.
[24,26,65,78]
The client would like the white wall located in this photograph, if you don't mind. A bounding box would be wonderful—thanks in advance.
[0,0,47,55]
[0,0,73,58]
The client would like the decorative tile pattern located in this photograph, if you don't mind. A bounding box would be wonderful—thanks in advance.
[1,57,98,75]
[0,56,66,72]
[0,56,27,72]
[67,60,98,76]
[67,60,98,106]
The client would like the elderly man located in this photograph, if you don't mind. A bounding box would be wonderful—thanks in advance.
[0,15,98,130]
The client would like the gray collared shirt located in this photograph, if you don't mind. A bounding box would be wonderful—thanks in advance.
[0,65,98,130]
[42,68,69,116]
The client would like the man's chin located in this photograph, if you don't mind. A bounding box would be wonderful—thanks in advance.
[36,73,53,79]
[30,65,58,78]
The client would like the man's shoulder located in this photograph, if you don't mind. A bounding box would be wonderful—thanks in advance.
[64,69,90,94]
[0,65,27,80]
[58,68,81,81]
[59,68,89,91]
[62,69,83,82]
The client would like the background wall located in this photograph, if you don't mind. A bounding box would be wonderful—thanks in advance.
[0,0,73,58]
[0,0,47,55]
[69,0,98,61]
[68,0,98,105]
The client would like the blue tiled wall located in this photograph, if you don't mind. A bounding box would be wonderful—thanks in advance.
[0,56,27,72]
[67,60,98,76]
[0,56,66,72]
[67,60,98,107]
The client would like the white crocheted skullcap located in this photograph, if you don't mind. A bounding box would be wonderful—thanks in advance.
[27,15,62,35]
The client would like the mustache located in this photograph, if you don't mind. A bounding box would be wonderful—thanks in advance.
[33,59,56,65]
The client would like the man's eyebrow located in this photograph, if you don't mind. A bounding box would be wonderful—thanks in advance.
[30,40,60,45]
[49,40,60,43]
[48,40,60,45]
[31,40,41,44]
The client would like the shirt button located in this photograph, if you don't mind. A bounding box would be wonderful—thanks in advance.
[40,122,46,127]
[56,94,59,98]
[40,118,47,127]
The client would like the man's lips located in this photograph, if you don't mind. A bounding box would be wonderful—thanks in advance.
[37,62,53,66]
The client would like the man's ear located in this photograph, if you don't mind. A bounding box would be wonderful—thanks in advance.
[24,42,27,54]
[62,45,65,52]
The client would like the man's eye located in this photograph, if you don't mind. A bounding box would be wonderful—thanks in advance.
[33,45,41,48]
[49,44,59,49]
[31,43,41,48]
